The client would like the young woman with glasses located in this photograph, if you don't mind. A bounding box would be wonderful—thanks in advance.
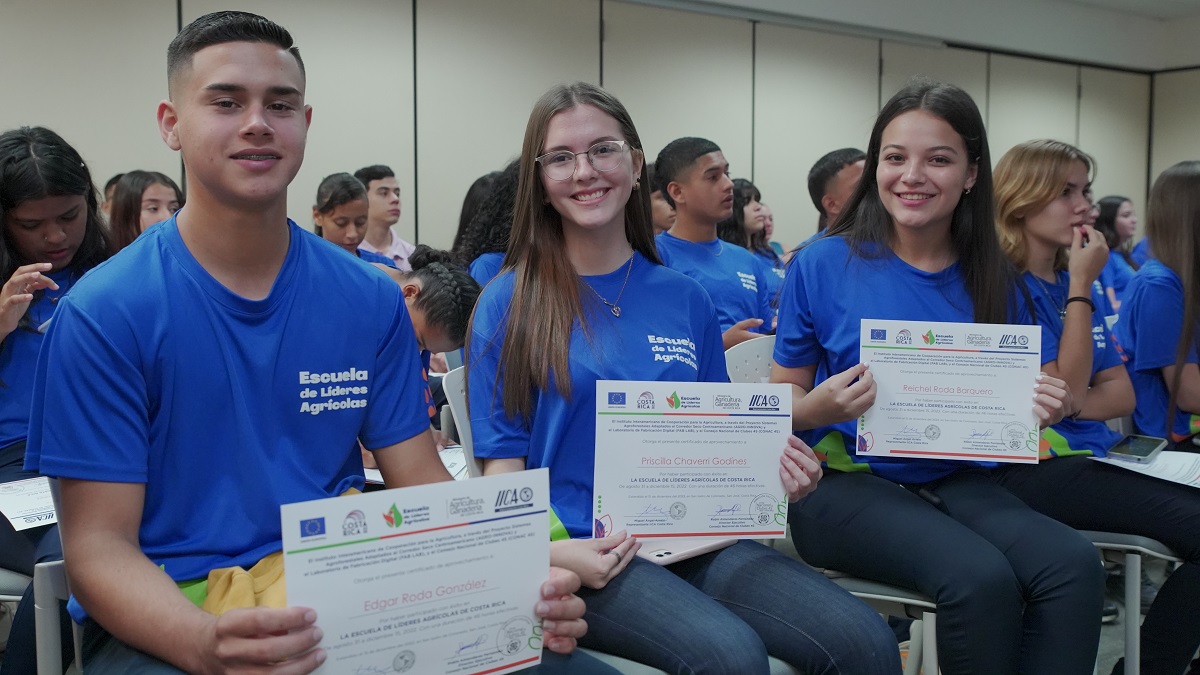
[466,81,900,674]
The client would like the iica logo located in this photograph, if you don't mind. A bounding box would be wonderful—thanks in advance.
[383,503,403,529]
[922,330,935,345]
[666,391,681,409]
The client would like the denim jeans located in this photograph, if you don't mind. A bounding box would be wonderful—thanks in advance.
[790,469,1105,675]
[81,621,621,675]
[994,456,1200,675]
[577,539,901,674]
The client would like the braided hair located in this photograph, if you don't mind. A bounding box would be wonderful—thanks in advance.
[404,245,482,347]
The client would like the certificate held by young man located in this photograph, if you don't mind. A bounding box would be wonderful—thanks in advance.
[593,381,792,540]
[858,319,1042,463]
[282,469,550,675]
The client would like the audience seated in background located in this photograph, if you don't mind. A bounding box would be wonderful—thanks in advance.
[654,137,774,349]
[24,12,590,673]
[107,170,183,254]
[806,146,865,237]
[645,162,674,234]
[311,171,394,267]
[762,202,785,256]
[99,172,124,222]
[716,178,783,324]
[1094,194,1141,311]
[452,158,519,285]
[0,125,111,675]
[353,163,416,270]
[772,79,1104,675]
[467,80,901,675]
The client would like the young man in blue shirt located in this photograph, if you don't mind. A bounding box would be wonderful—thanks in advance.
[26,12,588,674]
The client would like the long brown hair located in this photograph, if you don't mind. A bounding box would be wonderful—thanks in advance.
[994,140,1095,272]
[1146,161,1200,428]
[829,78,1020,324]
[468,82,658,421]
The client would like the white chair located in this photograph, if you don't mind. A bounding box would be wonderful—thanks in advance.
[725,334,937,675]
[441,365,804,674]
[33,478,81,674]
[1082,531,1182,675]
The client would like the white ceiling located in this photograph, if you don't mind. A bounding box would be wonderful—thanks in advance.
[1061,0,1200,19]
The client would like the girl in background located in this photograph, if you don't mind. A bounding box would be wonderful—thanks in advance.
[0,125,111,675]
[312,173,395,268]
[1094,195,1140,310]
[107,170,182,254]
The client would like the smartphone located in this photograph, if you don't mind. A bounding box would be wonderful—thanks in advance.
[1107,434,1166,463]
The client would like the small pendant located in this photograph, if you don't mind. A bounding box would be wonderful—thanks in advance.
[1059,308,1067,319]
[610,306,621,318]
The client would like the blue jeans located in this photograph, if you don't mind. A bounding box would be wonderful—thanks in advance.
[994,456,1200,675]
[790,469,1105,675]
[81,621,619,675]
[577,539,900,674]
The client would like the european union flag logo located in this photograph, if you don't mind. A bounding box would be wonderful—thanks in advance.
[608,392,626,405]
[300,517,326,537]
[870,329,886,341]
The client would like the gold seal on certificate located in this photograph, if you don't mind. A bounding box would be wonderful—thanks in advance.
[858,319,1042,463]
[593,381,792,540]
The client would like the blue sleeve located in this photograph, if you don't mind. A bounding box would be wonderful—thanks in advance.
[755,260,775,331]
[466,287,532,460]
[1130,279,1196,371]
[26,300,150,480]
[353,292,431,449]
[772,254,821,368]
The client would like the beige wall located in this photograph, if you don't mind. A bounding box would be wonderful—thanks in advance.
[2,0,1179,253]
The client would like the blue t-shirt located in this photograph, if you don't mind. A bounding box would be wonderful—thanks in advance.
[468,253,727,538]
[1131,238,1153,266]
[1025,271,1122,457]
[25,217,431,581]
[358,248,397,268]
[0,268,76,449]
[655,232,773,333]
[773,235,1031,483]
[754,249,785,316]
[1114,259,1199,440]
[1099,251,1136,307]
[469,252,504,286]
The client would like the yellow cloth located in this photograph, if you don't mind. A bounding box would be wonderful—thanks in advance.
[192,487,362,614]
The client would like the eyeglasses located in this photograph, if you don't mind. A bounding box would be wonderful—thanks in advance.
[536,140,629,182]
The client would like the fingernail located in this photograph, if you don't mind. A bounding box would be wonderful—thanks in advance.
[542,620,557,632]
[313,627,323,641]
[535,601,550,616]
[315,650,327,664]
[304,610,317,622]
[1037,373,1045,380]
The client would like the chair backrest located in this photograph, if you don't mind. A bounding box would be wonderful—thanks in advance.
[442,367,483,478]
[726,335,777,384]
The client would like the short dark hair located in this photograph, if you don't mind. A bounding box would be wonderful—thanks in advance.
[807,147,865,227]
[167,11,304,95]
[315,173,367,215]
[354,165,395,188]
[654,137,721,208]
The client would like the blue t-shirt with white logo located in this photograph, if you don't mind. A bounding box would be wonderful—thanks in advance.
[773,235,1031,483]
[1115,259,1200,439]
[468,253,727,538]
[1025,271,1122,457]
[26,217,431,581]
[655,232,773,333]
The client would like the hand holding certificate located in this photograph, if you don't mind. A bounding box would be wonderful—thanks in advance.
[593,381,792,539]
[858,319,1043,463]
[282,469,550,675]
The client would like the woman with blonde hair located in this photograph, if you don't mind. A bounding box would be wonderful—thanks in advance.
[994,141,1200,675]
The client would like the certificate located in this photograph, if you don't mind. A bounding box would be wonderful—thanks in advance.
[593,381,791,539]
[858,319,1042,463]
[1092,451,1200,488]
[0,477,57,531]
[282,469,550,675]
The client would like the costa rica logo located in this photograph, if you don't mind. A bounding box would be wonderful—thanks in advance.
[896,329,912,345]
[637,391,655,409]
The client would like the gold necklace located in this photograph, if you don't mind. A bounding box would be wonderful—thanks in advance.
[583,252,635,317]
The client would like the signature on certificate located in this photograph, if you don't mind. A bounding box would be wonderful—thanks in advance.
[714,504,742,515]
[456,634,487,654]
[356,666,389,675]
[968,429,994,439]
[900,425,919,435]
[638,505,669,517]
